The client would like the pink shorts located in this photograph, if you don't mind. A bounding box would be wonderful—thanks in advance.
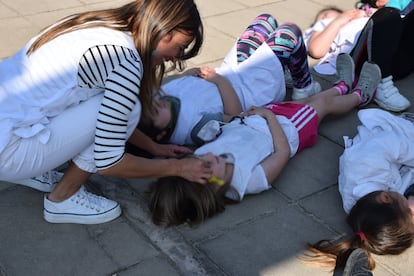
[264,102,318,153]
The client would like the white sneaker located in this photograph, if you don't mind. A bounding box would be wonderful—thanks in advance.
[374,75,410,112]
[12,170,63,192]
[291,80,322,100]
[44,186,121,224]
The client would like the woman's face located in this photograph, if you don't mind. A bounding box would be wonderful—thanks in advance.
[153,31,193,66]
[197,153,226,181]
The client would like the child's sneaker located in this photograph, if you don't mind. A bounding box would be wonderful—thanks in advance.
[292,80,322,100]
[354,61,381,107]
[44,186,121,224]
[12,170,63,192]
[335,53,355,91]
[374,75,410,112]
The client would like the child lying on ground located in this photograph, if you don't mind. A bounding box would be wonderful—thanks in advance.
[127,13,321,157]
[305,107,414,273]
[146,53,382,227]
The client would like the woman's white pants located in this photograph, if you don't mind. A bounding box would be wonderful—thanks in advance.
[0,95,140,181]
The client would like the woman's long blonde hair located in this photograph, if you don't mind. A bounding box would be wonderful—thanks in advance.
[27,0,203,121]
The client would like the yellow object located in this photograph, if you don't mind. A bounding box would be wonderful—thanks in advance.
[208,175,225,186]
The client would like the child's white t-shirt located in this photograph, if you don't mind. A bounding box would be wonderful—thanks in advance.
[303,17,369,75]
[162,42,285,145]
[195,115,298,201]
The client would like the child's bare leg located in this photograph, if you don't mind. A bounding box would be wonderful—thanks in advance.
[291,79,350,105]
[293,57,381,123]
[303,87,359,123]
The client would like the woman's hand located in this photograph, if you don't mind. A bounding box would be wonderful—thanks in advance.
[177,157,212,184]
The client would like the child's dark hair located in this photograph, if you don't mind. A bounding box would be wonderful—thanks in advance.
[303,191,414,270]
[138,94,180,144]
[357,0,378,8]
[146,174,235,227]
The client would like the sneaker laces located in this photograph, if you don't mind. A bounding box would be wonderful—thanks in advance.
[73,187,107,212]
[356,73,373,101]
[34,170,61,185]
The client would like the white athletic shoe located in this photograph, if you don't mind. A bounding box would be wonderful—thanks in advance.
[43,186,121,224]
[374,75,410,112]
[12,171,63,192]
[291,80,322,100]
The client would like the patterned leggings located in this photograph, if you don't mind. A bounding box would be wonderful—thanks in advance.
[237,14,311,88]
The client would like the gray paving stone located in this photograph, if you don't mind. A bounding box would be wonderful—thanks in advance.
[274,136,343,200]
[197,204,334,276]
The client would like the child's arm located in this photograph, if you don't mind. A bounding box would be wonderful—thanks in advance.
[245,106,290,183]
[162,67,205,84]
[198,66,243,121]
[308,9,365,59]
[128,129,193,158]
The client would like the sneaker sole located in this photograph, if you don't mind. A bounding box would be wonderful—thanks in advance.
[374,98,411,112]
[43,204,121,224]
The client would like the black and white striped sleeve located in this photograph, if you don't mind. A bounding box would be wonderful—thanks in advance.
[78,45,143,170]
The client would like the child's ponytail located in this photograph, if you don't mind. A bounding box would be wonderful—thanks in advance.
[303,235,375,271]
[304,191,414,271]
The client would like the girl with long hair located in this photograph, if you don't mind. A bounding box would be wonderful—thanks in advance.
[305,108,414,272]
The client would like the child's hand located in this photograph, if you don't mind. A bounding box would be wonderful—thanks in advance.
[245,106,275,121]
[198,66,221,83]
[338,9,366,23]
